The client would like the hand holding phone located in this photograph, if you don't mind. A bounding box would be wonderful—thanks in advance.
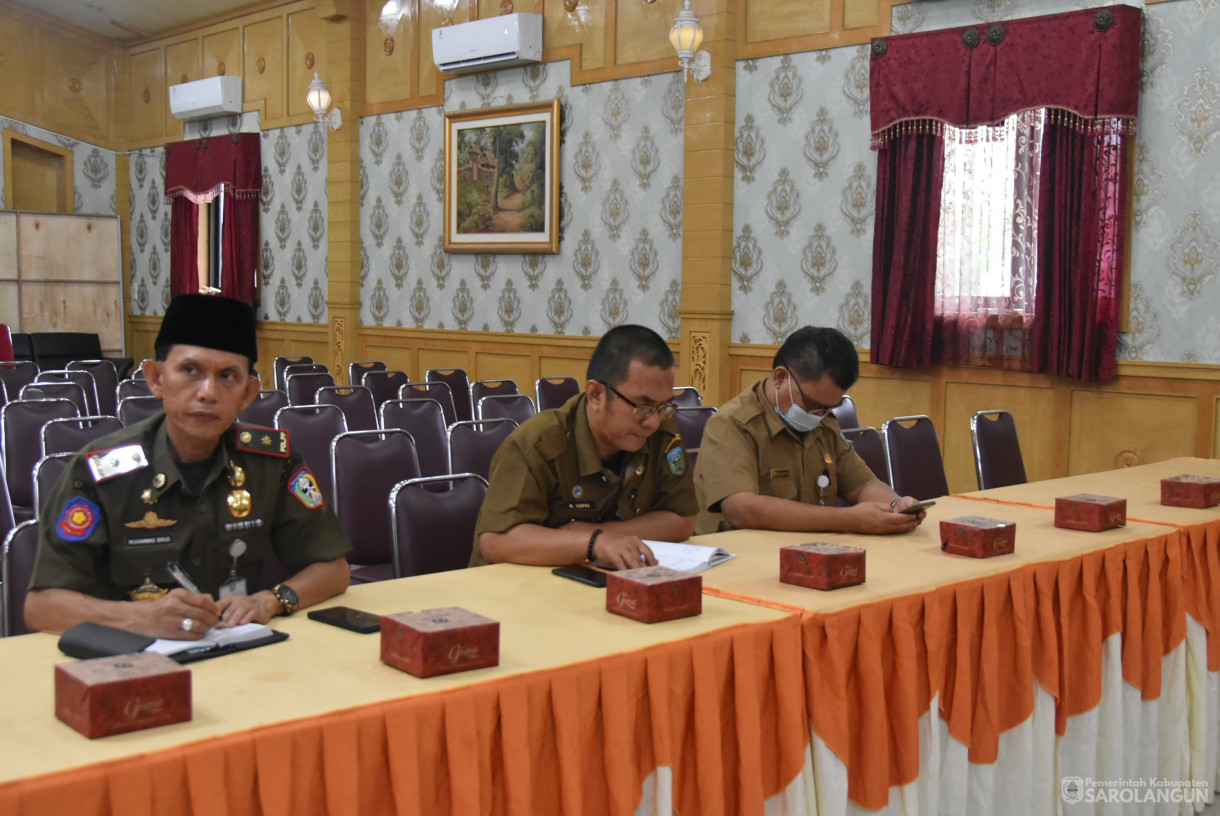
[307,606,383,634]
[900,499,936,514]
[552,564,608,588]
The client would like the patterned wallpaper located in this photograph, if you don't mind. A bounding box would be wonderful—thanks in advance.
[128,112,327,323]
[359,60,686,338]
[0,116,116,216]
[732,0,1220,364]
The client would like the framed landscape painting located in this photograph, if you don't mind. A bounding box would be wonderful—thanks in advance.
[443,99,561,254]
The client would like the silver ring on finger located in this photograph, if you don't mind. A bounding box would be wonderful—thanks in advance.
[181,617,193,633]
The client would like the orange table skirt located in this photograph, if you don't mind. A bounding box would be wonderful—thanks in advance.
[709,525,1192,810]
[0,617,808,816]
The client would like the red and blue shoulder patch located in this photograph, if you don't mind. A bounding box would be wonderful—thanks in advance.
[57,497,101,541]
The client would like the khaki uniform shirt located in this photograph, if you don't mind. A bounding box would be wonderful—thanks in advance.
[470,394,699,566]
[30,415,350,600]
[694,381,877,534]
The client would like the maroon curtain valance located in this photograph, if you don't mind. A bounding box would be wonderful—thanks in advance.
[165,133,262,203]
[869,5,1141,146]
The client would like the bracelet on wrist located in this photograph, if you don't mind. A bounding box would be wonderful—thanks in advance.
[890,496,902,509]
[587,529,604,563]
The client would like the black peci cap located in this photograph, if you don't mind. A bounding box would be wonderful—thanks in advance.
[154,294,258,364]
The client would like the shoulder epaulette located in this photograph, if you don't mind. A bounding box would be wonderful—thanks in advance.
[235,426,291,458]
[87,444,149,482]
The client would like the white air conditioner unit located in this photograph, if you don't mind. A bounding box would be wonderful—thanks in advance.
[432,12,542,74]
[169,76,243,120]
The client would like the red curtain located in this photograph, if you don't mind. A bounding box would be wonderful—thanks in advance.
[164,133,262,306]
[868,5,1140,382]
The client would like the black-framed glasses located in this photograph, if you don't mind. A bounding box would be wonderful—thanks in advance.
[785,369,842,417]
[598,381,678,421]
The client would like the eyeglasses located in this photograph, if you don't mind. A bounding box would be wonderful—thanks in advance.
[786,369,842,417]
[599,381,678,421]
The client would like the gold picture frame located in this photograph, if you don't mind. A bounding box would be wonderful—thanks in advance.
[443,99,561,254]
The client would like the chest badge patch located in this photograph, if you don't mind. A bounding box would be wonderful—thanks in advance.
[58,497,101,541]
[289,467,324,509]
[572,485,583,499]
[87,444,149,482]
[228,489,252,518]
[125,511,176,529]
[666,446,687,476]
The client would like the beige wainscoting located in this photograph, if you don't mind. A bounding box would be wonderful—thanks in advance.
[728,345,1220,495]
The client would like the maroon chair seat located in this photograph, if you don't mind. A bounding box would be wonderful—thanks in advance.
[117,396,163,427]
[390,473,488,577]
[400,381,457,428]
[477,393,536,425]
[68,360,119,416]
[238,389,289,428]
[971,409,1028,490]
[41,415,123,457]
[447,418,518,481]
[20,381,88,416]
[286,370,336,406]
[0,362,38,408]
[117,377,153,400]
[426,368,473,423]
[380,398,450,479]
[33,452,74,518]
[36,369,99,416]
[470,378,518,407]
[672,386,702,407]
[535,377,580,412]
[362,369,410,412]
[274,404,348,505]
[2,398,79,521]
[831,394,860,431]
[3,520,38,635]
[841,426,889,484]
[315,386,378,432]
[348,359,388,387]
[273,355,314,392]
[881,415,949,500]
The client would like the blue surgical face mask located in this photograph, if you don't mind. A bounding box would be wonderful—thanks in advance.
[775,376,824,433]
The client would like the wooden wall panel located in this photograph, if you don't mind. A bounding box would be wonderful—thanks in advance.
[0,211,16,331]
[244,18,286,121]
[128,48,166,146]
[0,15,35,123]
[614,0,682,64]
[203,28,243,79]
[473,352,533,387]
[544,2,606,73]
[418,347,472,375]
[365,1,414,108]
[17,213,118,282]
[21,282,123,353]
[849,375,932,431]
[737,0,902,59]
[0,282,17,330]
[252,322,332,384]
[540,355,589,381]
[942,382,1057,494]
[287,9,328,119]
[164,40,201,138]
[38,34,112,145]
[1214,398,1220,459]
[1068,391,1197,475]
[745,0,830,42]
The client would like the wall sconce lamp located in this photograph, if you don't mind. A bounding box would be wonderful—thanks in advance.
[379,0,405,35]
[307,72,342,130]
[669,0,710,82]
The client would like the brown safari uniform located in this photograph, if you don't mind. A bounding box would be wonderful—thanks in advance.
[30,414,350,600]
[470,394,698,566]
[694,381,876,534]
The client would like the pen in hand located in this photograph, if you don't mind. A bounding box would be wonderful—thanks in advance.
[165,561,224,626]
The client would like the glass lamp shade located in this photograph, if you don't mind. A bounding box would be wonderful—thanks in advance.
[306,73,331,118]
[669,0,703,59]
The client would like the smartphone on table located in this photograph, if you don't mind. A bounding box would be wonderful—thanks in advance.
[307,606,383,634]
[552,564,609,588]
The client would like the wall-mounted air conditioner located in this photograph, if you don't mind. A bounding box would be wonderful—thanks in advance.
[169,76,243,120]
[432,12,542,74]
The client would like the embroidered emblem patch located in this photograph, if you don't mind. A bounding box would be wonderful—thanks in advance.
[58,497,101,541]
[289,467,324,509]
[666,446,687,476]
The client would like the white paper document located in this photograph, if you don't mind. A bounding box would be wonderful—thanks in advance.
[145,622,275,656]
[644,540,736,573]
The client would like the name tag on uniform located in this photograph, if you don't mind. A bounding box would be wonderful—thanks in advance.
[770,468,790,478]
[88,444,149,482]
[567,501,593,510]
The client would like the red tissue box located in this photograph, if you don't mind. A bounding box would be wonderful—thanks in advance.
[55,652,191,739]
[606,566,702,623]
[779,542,866,590]
[380,607,500,678]
[939,516,1016,558]
[1160,474,1220,509]
[1055,493,1127,531]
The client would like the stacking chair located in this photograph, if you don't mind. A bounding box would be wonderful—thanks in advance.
[315,385,378,432]
[841,426,890,484]
[535,376,581,411]
[41,415,123,457]
[132,359,150,380]
[348,360,388,387]
[0,472,15,552]
[2,520,38,635]
[400,381,457,428]
[0,362,38,406]
[971,409,1028,490]
[881,415,949,500]
[477,393,536,425]
[672,406,716,472]
[362,369,411,412]
[390,473,488,577]
[21,381,88,415]
[283,361,329,381]
[33,452,74,517]
[68,360,119,416]
[286,370,336,406]
[331,429,421,584]
[117,377,153,400]
[238,389,289,428]
[672,386,702,407]
[36,369,99,416]
[380,398,450,479]
[2,398,79,522]
[447,418,518,480]
[831,395,859,430]
[273,355,314,392]
[427,368,473,423]
[274,404,348,504]
[471,378,518,406]
[117,395,163,426]
[0,324,11,362]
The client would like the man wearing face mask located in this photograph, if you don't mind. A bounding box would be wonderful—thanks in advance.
[694,326,924,535]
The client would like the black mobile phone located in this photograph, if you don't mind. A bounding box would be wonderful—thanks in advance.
[901,499,936,514]
[552,564,608,588]
[307,606,383,634]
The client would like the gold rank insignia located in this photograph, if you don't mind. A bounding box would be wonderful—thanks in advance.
[125,511,177,529]
[87,444,149,483]
[129,578,167,601]
[228,489,252,518]
[153,473,166,488]
[235,427,291,458]
[229,463,246,487]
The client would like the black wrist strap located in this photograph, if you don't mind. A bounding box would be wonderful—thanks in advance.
[587,529,604,563]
